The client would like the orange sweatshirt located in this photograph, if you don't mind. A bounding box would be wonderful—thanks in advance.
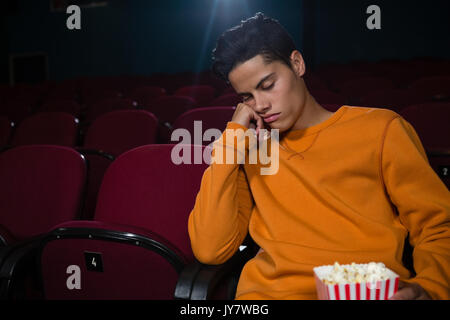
[188,106,450,300]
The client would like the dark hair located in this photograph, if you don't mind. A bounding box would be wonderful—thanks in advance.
[212,12,297,83]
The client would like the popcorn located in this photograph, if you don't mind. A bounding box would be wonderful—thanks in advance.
[322,262,390,285]
[313,262,399,300]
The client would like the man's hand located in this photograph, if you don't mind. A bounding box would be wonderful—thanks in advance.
[389,281,432,300]
[231,103,265,138]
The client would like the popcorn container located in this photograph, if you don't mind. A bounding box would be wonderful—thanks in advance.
[313,264,400,300]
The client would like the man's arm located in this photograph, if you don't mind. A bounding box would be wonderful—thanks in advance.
[381,116,450,299]
[188,122,255,265]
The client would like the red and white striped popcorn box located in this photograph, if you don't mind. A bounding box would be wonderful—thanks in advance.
[313,264,400,300]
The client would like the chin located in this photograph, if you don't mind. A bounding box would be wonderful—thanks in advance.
[267,122,286,134]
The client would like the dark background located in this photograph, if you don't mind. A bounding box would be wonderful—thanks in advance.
[1,0,449,84]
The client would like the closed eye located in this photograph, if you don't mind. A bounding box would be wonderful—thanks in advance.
[240,81,274,102]
[242,95,253,102]
[262,82,274,90]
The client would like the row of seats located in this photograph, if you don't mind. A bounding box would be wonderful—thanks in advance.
[2,57,449,101]
[0,87,242,125]
[0,144,240,299]
[1,102,449,150]
[1,57,449,124]
[0,107,236,221]
[0,57,449,299]
[1,103,447,224]
[0,141,448,300]
[0,114,448,299]
[1,73,449,114]
[0,106,237,147]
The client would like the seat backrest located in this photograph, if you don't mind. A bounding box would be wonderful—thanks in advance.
[315,67,367,91]
[81,88,123,106]
[310,89,347,105]
[36,144,209,299]
[94,144,210,261]
[335,77,395,97]
[84,98,137,123]
[209,93,242,107]
[399,103,450,150]
[45,85,78,101]
[359,89,429,111]
[144,95,197,124]
[1,98,34,124]
[172,107,236,145]
[83,109,158,156]
[408,76,450,101]
[39,99,82,117]
[11,112,79,147]
[174,85,216,107]
[129,86,166,106]
[0,145,86,243]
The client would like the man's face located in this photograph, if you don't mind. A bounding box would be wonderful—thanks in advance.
[228,53,307,133]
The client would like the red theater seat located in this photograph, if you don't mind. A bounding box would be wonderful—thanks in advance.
[0,98,34,124]
[172,107,236,146]
[399,103,450,150]
[79,109,158,220]
[11,112,79,147]
[129,86,166,107]
[83,109,158,156]
[35,144,210,299]
[84,98,137,124]
[407,76,450,102]
[39,99,82,117]
[0,145,86,245]
[174,85,217,107]
[144,95,197,126]
[359,89,429,112]
[310,89,347,105]
[209,93,242,107]
[335,77,395,99]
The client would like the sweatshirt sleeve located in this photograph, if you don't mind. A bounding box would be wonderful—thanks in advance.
[188,122,255,265]
[381,116,450,299]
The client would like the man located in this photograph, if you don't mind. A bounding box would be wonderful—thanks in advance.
[188,12,450,299]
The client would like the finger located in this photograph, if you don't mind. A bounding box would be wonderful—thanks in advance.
[389,287,417,300]
[417,293,431,300]
[253,114,264,139]
[256,114,264,130]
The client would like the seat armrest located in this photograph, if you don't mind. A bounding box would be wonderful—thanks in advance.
[173,260,203,300]
[175,244,258,300]
[426,149,450,157]
[75,147,116,161]
[0,224,17,247]
[0,234,47,299]
[46,221,189,272]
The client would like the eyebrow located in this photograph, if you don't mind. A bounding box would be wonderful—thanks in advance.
[237,72,276,96]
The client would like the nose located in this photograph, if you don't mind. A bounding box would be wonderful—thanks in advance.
[254,95,271,114]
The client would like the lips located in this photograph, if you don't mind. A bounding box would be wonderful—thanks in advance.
[263,113,281,123]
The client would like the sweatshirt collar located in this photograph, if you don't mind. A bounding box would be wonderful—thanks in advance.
[281,105,348,141]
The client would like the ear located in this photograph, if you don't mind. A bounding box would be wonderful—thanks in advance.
[289,50,306,78]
